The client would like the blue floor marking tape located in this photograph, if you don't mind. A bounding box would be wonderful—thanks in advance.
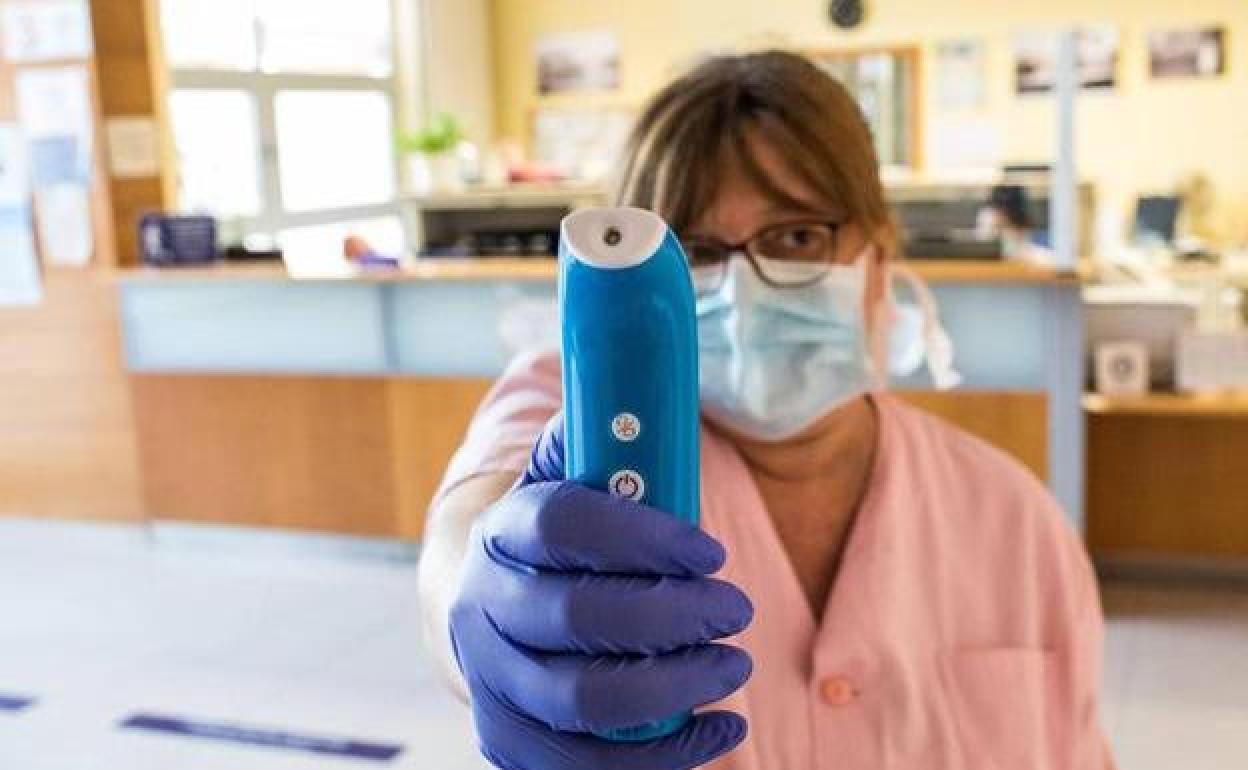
[0,694,36,712]
[119,713,404,762]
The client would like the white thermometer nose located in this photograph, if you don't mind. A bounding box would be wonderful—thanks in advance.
[561,207,667,269]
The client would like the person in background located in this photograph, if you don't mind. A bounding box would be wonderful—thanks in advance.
[978,184,1055,261]
[419,50,1116,770]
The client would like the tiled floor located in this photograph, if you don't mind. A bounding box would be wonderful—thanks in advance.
[2,518,1247,769]
[0,520,485,770]
[1100,582,1248,768]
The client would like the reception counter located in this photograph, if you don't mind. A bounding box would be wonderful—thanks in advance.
[117,259,1084,539]
[1085,392,1248,567]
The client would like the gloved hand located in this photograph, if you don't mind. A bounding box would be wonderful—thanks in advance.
[450,414,754,770]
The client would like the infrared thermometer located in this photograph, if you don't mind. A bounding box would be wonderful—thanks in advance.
[558,206,700,742]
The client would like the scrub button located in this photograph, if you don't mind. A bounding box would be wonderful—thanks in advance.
[819,676,857,707]
[611,412,641,442]
[608,469,645,501]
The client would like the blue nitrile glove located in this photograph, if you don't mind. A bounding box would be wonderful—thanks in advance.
[449,414,754,770]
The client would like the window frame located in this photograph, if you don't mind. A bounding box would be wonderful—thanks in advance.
[164,2,406,245]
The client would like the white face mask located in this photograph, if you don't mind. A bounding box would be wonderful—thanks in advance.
[694,247,877,441]
[695,249,961,441]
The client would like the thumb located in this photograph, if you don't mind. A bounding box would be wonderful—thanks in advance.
[592,711,747,770]
[520,412,565,485]
[649,711,748,769]
[478,709,747,770]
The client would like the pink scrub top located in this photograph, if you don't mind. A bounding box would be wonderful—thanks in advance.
[437,351,1117,770]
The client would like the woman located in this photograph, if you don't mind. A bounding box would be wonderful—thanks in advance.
[419,51,1115,770]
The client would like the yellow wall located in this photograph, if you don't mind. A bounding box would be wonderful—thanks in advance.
[490,0,1248,245]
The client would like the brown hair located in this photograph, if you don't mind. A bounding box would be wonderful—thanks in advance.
[613,50,895,253]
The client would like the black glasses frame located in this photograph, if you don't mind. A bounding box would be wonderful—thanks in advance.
[679,219,845,291]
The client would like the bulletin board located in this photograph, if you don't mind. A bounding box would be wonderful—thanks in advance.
[0,19,43,304]
[0,0,117,270]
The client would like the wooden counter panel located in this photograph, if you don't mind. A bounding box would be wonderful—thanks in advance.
[389,378,495,537]
[1087,412,1248,558]
[895,390,1049,481]
[131,375,400,536]
[0,271,143,521]
[130,375,497,538]
[129,376,1048,538]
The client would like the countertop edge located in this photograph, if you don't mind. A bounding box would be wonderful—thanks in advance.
[112,258,1085,286]
[1084,392,1248,416]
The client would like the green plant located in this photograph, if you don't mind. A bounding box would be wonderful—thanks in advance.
[398,113,464,155]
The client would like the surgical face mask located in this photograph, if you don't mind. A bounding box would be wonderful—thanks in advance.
[695,251,963,441]
[695,249,875,441]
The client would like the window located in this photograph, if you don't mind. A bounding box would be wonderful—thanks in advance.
[160,0,404,255]
[167,90,262,217]
[274,91,395,212]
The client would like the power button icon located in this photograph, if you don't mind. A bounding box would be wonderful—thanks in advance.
[608,469,645,501]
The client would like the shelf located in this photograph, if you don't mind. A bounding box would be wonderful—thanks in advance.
[405,184,607,211]
[1084,392,1248,417]
[902,259,1083,285]
[114,259,556,283]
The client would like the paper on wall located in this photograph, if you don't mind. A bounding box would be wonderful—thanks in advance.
[15,66,93,144]
[0,123,41,305]
[934,39,986,110]
[0,0,93,62]
[105,116,161,178]
[535,29,620,95]
[32,184,92,266]
[0,205,42,305]
[15,65,93,266]
[0,122,29,206]
[533,108,633,181]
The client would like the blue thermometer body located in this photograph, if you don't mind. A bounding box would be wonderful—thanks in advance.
[558,206,700,743]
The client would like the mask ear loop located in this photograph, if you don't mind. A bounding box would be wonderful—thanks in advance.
[867,266,896,390]
[854,245,892,390]
[890,264,964,390]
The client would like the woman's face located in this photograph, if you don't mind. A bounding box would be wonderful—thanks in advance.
[682,136,887,320]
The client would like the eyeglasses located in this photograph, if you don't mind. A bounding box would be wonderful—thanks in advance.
[679,220,845,296]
